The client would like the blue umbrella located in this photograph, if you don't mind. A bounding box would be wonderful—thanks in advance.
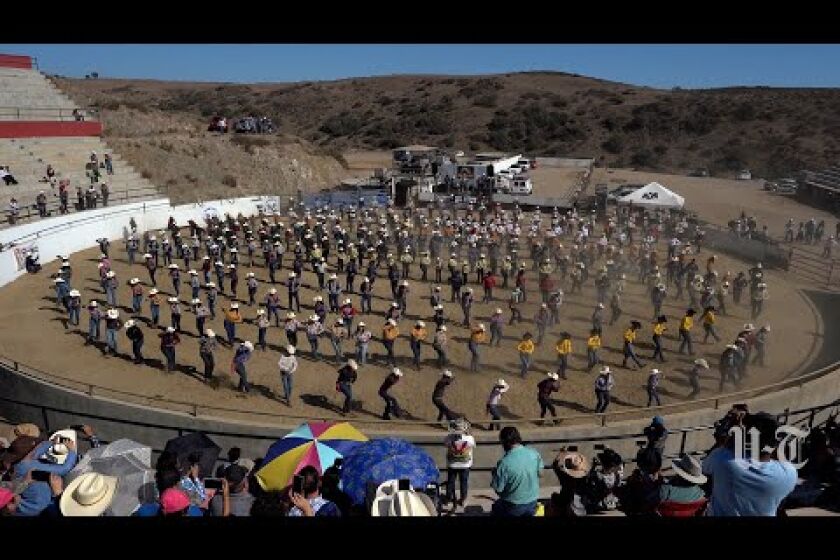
[340,438,439,506]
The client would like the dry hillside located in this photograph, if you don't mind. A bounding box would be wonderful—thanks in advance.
[57,72,840,182]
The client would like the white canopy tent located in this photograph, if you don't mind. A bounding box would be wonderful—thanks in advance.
[617,181,685,209]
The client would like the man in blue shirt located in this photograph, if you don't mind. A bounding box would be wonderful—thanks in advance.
[702,412,797,516]
[490,426,544,516]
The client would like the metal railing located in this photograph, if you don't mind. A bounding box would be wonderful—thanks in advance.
[2,347,839,433]
[0,106,99,121]
[1,186,164,236]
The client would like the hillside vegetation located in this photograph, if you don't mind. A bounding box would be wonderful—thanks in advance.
[57,72,840,181]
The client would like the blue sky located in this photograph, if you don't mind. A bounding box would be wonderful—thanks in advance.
[2,44,839,88]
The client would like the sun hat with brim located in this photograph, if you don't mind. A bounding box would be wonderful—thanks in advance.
[556,451,590,479]
[59,472,118,517]
[106,310,119,319]
[13,423,40,439]
[0,435,40,466]
[160,488,191,514]
[50,429,78,448]
[671,454,707,485]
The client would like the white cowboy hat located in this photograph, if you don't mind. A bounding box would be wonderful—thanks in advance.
[694,358,709,368]
[347,359,359,370]
[143,253,152,258]
[287,312,296,318]
[230,302,239,309]
[54,278,65,284]
[168,264,178,269]
[442,370,454,378]
[246,272,255,278]
[205,329,216,338]
[188,270,198,275]
[59,472,118,517]
[415,321,426,328]
[243,341,254,352]
[129,278,140,285]
[547,372,560,381]
[393,368,404,377]
[477,324,486,331]
[50,429,78,448]
[106,271,116,278]
[344,298,351,305]
[205,282,216,289]
[286,345,296,355]
[191,298,201,304]
[166,326,175,333]
[289,272,296,277]
[496,379,509,392]
[600,366,611,375]
[671,455,708,485]
[743,323,755,331]
[256,308,266,315]
[228,264,236,269]
[386,318,397,326]
[167,297,178,303]
[69,289,80,297]
[106,309,119,319]
[358,322,366,327]
[650,368,661,375]
[124,319,136,329]
[89,301,98,307]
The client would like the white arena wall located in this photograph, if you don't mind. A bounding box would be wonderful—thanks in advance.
[0,196,276,287]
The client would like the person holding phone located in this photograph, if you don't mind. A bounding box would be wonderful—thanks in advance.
[288,466,341,517]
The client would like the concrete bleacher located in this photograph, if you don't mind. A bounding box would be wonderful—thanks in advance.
[0,67,80,121]
[0,60,162,224]
[0,137,162,216]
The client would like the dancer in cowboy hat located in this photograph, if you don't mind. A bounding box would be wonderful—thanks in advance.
[486,379,509,431]
[538,372,561,422]
[199,329,216,382]
[335,359,359,415]
[125,319,144,364]
[277,345,298,405]
[378,367,404,420]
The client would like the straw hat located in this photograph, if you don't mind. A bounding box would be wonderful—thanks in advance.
[59,472,117,517]
[106,309,119,319]
[555,451,590,479]
[671,454,707,484]
[205,329,216,338]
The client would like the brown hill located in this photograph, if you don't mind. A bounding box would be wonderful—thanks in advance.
[57,72,840,181]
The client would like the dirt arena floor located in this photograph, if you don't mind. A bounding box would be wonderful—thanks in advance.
[0,209,821,430]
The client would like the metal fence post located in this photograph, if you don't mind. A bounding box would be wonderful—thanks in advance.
[192,405,198,417]
[679,431,688,455]
[809,410,816,429]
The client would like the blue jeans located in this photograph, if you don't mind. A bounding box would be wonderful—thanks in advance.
[192,287,200,300]
[678,329,693,354]
[151,306,160,325]
[491,500,537,517]
[447,468,470,503]
[487,404,501,430]
[258,328,267,350]
[587,349,599,369]
[356,343,369,365]
[106,288,116,307]
[69,307,80,326]
[339,381,353,413]
[331,338,344,361]
[88,319,100,340]
[132,295,142,312]
[411,340,421,366]
[384,340,395,366]
[162,346,176,371]
[309,336,320,358]
[269,307,280,327]
[489,325,502,346]
[224,320,236,343]
[519,353,531,378]
[236,362,248,391]
[469,341,479,371]
[281,373,293,401]
[106,329,117,353]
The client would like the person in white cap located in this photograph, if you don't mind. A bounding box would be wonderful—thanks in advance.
[287,272,301,312]
[105,270,118,308]
[646,368,663,407]
[277,345,298,405]
[538,372,560,420]
[104,309,122,356]
[230,341,254,393]
[199,329,216,381]
[486,379,509,431]
[159,326,181,372]
[86,300,102,344]
[433,370,455,421]
[336,359,359,415]
[67,289,82,326]
[379,367,404,420]
[124,319,144,364]
[594,367,614,413]
[688,358,709,397]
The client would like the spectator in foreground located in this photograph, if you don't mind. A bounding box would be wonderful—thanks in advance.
[702,412,797,516]
[490,426,544,517]
[549,449,589,517]
[656,455,708,517]
[135,487,203,517]
[288,465,341,517]
[210,464,253,517]
[444,418,475,510]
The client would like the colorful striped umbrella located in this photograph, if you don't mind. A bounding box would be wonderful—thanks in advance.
[255,421,367,491]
